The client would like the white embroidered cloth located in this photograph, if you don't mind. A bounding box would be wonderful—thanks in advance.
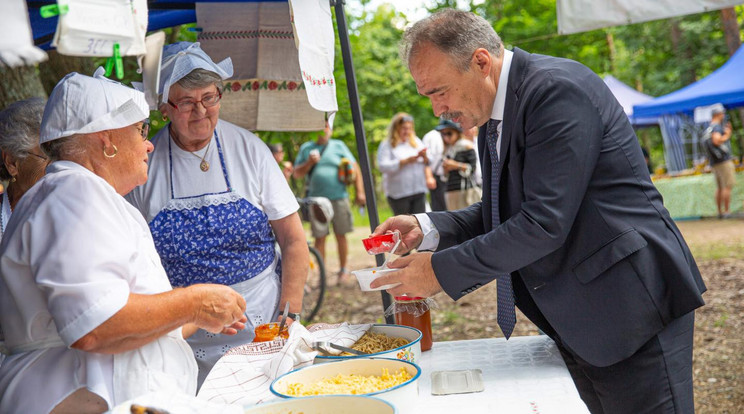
[289,0,338,114]
[195,2,325,132]
[0,0,47,67]
[197,322,371,406]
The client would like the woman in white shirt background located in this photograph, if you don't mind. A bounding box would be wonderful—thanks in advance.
[0,97,47,372]
[0,69,247,414]
[377,112,436,215]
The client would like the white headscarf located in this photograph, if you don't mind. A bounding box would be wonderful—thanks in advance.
[158,42,233,104]
[40,67,149,144]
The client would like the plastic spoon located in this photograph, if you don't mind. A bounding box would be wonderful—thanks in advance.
[381,236,402,269]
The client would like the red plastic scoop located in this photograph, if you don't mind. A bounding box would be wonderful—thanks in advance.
[362,231,400,255]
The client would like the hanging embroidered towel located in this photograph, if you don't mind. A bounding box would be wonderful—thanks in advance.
[196,2,324,132]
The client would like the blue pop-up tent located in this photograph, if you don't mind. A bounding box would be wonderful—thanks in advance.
[633,45,744,118]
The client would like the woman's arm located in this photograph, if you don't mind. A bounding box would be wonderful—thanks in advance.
[271,212,308,321]
[72,284,247,354]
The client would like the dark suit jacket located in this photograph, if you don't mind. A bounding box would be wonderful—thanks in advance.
[428,48,706,367]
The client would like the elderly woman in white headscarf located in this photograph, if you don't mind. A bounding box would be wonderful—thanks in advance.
[0,69,248,414]
[126,42,308,386]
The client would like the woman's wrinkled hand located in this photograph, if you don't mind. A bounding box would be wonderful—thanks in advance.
[189,284,247,334]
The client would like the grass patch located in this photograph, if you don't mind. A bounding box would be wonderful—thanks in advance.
[687,241,744,261]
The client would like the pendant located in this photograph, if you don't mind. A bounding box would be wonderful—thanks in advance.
[200,160,210,172]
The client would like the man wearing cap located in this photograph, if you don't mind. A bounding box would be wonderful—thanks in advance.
[421,123,447,211]
[703,103,736,218]
[294,119,366,285]
[0,69,247,413]
[370,10,705,413]
[126,42,308,387]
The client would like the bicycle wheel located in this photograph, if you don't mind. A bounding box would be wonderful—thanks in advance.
[302,245,326,323]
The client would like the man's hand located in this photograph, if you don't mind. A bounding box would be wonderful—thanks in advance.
[371,215,424,255]
[369,252,443,297]
[308,151,321,164]
[189,284,248,334]
[355,193,366,206]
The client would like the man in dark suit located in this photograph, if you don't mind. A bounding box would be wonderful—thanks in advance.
[370,9,706,413]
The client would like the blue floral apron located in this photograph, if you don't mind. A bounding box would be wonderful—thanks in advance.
[149,131,280,387]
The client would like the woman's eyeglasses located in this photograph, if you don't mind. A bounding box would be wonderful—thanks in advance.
[135,120,151,140]
[167,90,222,113]
[441,131,457,137]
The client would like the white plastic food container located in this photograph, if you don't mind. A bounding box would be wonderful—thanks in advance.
[244,395,396,414]
[270,358,420,413]
[314,324,422,365]
[351,267,401,291]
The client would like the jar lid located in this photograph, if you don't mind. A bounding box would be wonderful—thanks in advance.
[394,296,425,301]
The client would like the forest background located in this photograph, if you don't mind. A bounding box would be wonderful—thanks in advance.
[1,0,743,212]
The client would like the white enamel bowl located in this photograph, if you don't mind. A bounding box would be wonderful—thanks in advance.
[351,267,401,291]
[314,324,422,365]
[243,395,396,414]
[270,358,420,413]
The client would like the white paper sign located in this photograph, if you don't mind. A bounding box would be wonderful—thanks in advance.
[52,0,148,57]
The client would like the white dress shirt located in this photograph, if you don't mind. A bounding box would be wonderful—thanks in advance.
[377,137,429,199]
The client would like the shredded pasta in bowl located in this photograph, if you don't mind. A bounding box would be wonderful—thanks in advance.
[314,324,422,365]
[270,358,420,413]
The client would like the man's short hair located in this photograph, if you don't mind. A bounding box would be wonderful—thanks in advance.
[400,9,502,72]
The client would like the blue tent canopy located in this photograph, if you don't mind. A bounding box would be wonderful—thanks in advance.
[633,46,744,118]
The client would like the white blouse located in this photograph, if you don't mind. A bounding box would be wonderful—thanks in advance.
[0,161,196,413]
[376,137,429,199]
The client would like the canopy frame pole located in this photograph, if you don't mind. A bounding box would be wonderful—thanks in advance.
[332,0,393,323]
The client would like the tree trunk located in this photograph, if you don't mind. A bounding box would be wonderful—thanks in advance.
[606,31,616,73]
[0,65,47,111]
[720,8,741,57]
[38,50,96,96]
[669,19,697,85]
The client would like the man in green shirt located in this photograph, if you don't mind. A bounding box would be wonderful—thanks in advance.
[294,121,366,284]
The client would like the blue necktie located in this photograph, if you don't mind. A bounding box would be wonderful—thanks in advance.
[484,119,516,339]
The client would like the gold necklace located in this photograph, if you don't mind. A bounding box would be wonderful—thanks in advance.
[172,129,212,172]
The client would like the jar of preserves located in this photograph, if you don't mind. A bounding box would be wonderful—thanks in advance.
[388,296,435,351]
[253,322,289,342]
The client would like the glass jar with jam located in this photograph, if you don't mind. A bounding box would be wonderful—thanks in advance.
[387,296,435,351]
[253,322,289,342]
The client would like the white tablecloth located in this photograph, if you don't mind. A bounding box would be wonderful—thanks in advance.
[416,335,589,414]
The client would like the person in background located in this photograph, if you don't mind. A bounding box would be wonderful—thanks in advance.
[438,119,478,210]
[462,125,482,187]
[371,10,705,413]
[377,112,434,215]
[269,142,293,182]
[293,120,366,284]
[0,97,47,371]
[126,42,308,386]
[421,123,447,211]
[0,69,246,414]
[702,103,735,218]
[0,97,47,239]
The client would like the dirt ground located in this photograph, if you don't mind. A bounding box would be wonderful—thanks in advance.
[309,218,744,413]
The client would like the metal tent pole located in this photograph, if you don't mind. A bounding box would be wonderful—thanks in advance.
[332,0,394,323]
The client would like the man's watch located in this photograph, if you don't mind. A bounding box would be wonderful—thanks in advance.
[280,311,301,322]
